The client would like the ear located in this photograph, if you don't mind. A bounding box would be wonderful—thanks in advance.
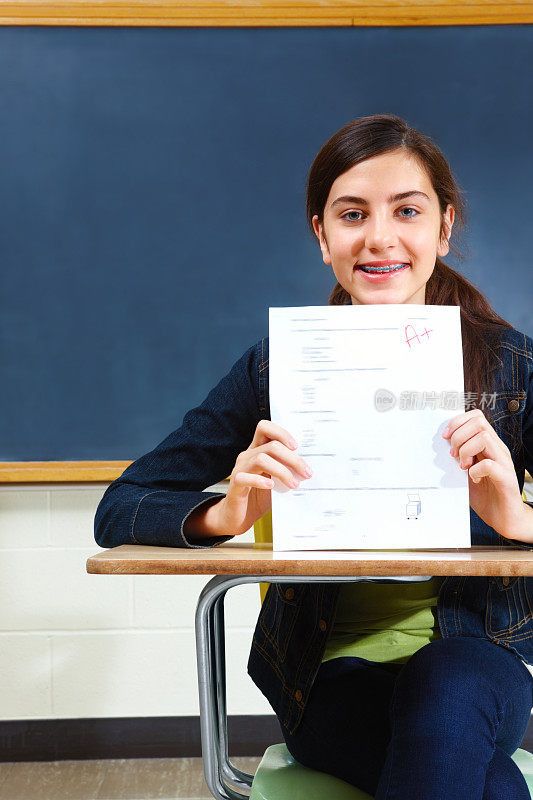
[437,204,455,258]
[312,214,332,266]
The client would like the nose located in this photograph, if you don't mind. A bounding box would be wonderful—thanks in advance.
[364,214,398,251]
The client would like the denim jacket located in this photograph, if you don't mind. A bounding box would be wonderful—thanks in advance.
[95,324,533,735]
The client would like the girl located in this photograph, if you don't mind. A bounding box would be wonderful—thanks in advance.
[95,113,533,799]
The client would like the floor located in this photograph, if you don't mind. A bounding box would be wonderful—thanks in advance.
[0,757,261,800]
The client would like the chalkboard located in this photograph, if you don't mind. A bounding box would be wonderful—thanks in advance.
[1,25,532,461]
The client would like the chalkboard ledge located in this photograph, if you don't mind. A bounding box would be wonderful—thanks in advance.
[0,462,234,485]
[1,0,531,27]
[0,461,133,484]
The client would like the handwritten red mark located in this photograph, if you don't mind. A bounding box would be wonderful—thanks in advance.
[404,324,433,348]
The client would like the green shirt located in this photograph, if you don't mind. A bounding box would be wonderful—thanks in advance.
[322,577,445,665]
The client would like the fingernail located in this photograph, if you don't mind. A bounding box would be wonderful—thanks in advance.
[289,439,298,449]
[291,479,300,488]
[442,425,449,436]
[304,467,313,477]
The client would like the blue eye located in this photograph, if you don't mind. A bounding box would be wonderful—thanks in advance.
[341,207,419,222]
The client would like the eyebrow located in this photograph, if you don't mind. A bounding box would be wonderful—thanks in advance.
[330,190,430,209]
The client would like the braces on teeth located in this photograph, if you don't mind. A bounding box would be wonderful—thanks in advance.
[360,263,409,272]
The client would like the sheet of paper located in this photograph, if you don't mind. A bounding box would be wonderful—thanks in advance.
[269,304,471,551]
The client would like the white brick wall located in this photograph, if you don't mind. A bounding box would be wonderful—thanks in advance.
[1,480,532,722]
[0,483,270,720]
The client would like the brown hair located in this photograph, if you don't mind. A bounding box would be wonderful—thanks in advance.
[306,113,515,434]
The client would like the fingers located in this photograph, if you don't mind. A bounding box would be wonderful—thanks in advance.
[443,409,508,469]
[452,430,499,470]
[467,458,508,486]
[249,420,312,479]
[223,420,310,536]
[442,408,486,437]
[250,419,298,451]
[233,472,275,491]
[230,419,314,494]
[262,439,312,478]
[234,450,308,492]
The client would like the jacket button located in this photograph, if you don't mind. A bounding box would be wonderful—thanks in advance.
[502,577,510,586]
[507,399,519,412]
[319,619,327,631]
[285,588,295,600]
[295,689,303,702]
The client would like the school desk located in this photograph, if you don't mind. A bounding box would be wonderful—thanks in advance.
[86,543,533,800]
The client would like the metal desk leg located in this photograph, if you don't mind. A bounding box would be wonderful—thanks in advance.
[195,572,433,800]
[196,575,254,800]
[213,595,254,788]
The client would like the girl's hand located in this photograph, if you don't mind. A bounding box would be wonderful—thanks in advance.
[442,408,525,540]
[213,420,312,537]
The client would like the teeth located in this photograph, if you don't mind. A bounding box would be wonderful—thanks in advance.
[360,263,409,273]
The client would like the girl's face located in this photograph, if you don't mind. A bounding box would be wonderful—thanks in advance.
[312,149,455,305]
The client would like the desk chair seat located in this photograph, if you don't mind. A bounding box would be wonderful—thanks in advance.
[249,742,533,799]
[250,743,372,799]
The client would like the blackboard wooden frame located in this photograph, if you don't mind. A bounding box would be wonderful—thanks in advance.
[0,462,133,483]
[1,1,531,28]
[2,2,531,483]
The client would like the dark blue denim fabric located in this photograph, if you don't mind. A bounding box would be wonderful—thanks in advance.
[94,325,533,735]
[282,638,533,799]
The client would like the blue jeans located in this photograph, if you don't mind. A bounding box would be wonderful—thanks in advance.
[281,637,533,799]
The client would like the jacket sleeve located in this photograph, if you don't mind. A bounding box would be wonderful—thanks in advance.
[94,338,266,549]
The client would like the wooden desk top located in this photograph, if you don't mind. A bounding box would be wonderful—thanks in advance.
[86,542,533,577]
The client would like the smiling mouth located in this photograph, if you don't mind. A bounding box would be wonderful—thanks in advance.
[357,263,410,273]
